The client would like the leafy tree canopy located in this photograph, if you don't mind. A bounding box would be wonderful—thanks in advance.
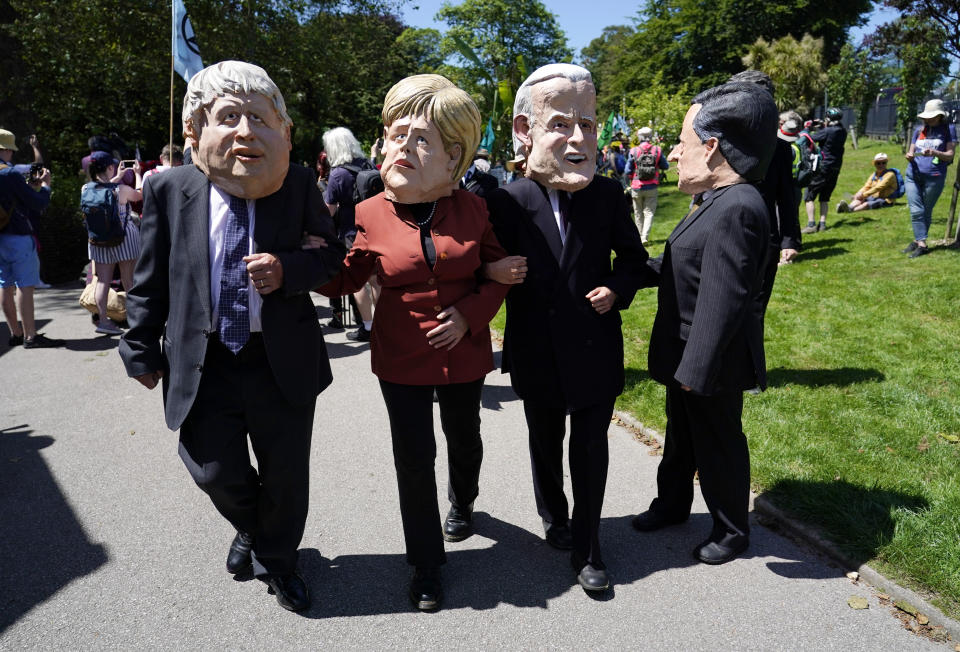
[742,33,828,116]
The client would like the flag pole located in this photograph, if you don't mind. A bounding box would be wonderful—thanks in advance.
[169,0,175,162]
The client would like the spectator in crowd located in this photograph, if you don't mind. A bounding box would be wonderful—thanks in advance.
[322,126,379,339]
[461,147,499,196]
[631,82,776,566]
[315,74,510,612]
[315,150,330,193]
[120,60,344,613]
[141,144,183,184]
[837,152,898,213]
[485,63,653,593]
[625,126,669,244]
[0,129,63,348]
[902,99,957,258]
[802,107,847,234]
[84,151,142,336]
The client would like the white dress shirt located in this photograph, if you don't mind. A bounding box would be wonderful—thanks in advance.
[209,184,262,333]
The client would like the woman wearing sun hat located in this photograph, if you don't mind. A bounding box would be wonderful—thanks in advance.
[902,99,957,258]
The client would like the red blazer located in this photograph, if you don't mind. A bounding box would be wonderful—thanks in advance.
[318,190,509,385]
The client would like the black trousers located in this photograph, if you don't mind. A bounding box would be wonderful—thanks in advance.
[379,378,485,568]
[178,335,315,577]
[649,386,750,539]
[523,395,615,568]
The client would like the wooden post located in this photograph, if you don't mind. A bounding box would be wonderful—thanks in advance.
[945,161,960,241]
[849,124,858,150]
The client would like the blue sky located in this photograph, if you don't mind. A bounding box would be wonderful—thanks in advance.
[399,1,900,59]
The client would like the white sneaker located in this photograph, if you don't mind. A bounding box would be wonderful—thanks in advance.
[95,318,124,335]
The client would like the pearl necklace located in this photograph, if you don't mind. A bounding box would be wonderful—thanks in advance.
[414,201,437,227]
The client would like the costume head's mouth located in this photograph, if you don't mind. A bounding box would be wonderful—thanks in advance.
[564,153,587,164]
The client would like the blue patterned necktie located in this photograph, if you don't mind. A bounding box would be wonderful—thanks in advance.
[217,195,250,354]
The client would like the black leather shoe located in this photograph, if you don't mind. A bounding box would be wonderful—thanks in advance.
[544,521,573,550]
[347,325,370,342]
[694,534,749,565]
[263,573,311,611]
[442,504,473,542]
[571,558,609,592]
[631,509,688,532]
[226,531,253,574]
[409,566,442,611]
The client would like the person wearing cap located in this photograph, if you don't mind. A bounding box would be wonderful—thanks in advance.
[630,82,776,566]
[902,98,956,257]
[837,153,898,213]
[801,107,847,234]
[0,128,63,349]
[625,126,669,244]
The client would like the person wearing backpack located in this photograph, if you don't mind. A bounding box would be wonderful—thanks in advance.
[624,126,669,244]
[322,126,379,340]
[837,152,900,213]
[82,150,142,335]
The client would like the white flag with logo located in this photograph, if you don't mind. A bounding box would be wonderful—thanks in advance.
[172,0,203,83]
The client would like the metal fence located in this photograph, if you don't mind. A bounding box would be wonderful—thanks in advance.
[814,90,960,140]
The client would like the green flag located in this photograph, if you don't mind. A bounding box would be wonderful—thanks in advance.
[479,118,495,151]
[598,111,616,149]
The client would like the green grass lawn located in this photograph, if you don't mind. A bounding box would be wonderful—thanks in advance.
[493,138,960,617]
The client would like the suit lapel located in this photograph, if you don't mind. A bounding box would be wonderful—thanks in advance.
[181,168,212,326]
[529,181,564,262]
[253,175,286,254]
[667,186,729,243]
[557,188,584,275]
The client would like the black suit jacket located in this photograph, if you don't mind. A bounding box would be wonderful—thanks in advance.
[758,138,802,251]
[486,176,655,411]
[647,183,769,395]
[119,164,345,430]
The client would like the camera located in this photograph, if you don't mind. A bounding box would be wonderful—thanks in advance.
[28,163,43,182]
[120,159,136,169]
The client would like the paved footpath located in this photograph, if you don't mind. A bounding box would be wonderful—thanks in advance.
[0,287,950,650]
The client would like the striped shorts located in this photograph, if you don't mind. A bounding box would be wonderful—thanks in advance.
[88,214,140,264]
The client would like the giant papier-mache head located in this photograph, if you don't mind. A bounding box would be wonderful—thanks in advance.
[182,60,293,199]
[512,63,597,192]
[672,82,777,195]
[379,74,481,204]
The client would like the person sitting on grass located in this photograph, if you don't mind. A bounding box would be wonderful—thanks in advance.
[837,152,898,213]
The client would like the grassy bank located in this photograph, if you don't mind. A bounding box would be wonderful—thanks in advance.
[494,138,960,617]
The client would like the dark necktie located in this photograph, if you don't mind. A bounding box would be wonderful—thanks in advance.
[217,195,250,354]
[558,191,571,238]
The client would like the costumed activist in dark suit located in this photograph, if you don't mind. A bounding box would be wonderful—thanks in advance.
[119,61,345,612]
[313,74,510,612]
[630,82,777,565]
[483,63,654,592]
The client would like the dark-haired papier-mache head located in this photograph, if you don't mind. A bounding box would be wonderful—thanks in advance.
[727,69,775,97]
[691,82,778,183]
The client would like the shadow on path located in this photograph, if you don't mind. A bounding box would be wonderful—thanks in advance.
[766,367,885,388]
[0,425,107,633]
[276,510,842,618]
[758,479,928,568]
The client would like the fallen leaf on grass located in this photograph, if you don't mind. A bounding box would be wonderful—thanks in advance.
[877,593,890,601]
[885,446,895,453]
[895,600,918,616]
[917,614,929,625]
[938,432,959,443]
[917,437,930,452]
[845,571,859,582]
[848,596,869,609]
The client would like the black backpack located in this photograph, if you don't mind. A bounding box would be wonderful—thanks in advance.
[635,144,658,181]
[80,182,125,246]
[342,162,384,205]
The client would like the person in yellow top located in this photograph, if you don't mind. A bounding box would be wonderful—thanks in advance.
[837,152,898,212]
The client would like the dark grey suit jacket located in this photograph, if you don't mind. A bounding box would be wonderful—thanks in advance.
[119,164,345,430]
[486,176,655,411]
[647,183,769,395]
